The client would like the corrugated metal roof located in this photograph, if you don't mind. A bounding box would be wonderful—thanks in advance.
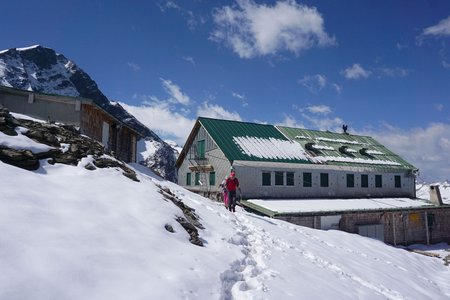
[277,126,415,170]
[199,117,311,164]
[195,117,415,170]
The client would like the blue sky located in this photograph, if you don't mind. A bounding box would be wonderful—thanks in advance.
[1,0,450,181]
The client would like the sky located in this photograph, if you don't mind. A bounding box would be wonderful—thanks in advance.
[1,124,450,299]
[1,0,450,181]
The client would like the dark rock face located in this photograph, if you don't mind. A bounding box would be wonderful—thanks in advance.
[0,106,139,181]
[0,45,177,181]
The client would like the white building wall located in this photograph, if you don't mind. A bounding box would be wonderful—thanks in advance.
[233,161,415,199]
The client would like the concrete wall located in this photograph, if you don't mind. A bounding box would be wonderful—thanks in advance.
[234,161,415,199]
[0,90,82,124]
[275,207,450,245]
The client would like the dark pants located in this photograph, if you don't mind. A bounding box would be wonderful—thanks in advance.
[228,190,237,212]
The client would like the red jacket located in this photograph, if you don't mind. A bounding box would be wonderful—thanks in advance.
[226,177,239,191]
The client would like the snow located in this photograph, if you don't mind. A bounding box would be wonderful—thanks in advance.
[136,139,161,162]
[233,136,309,161]
[0,127,54,153]
[416,181,450,204]
[311,144,334,150]
[16,45,41,51]
[312,155,402,166]
[247,198,434,214]
[366,150,384,155]
[11,112,47,123]
[1,129,450,299]
[315,136,364,145]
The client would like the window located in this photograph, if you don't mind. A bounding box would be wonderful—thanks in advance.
[197,140,205,159]
[361,174,368,188]
[262,172,271,186]
[303,172,312,187]
[210,172,216,186]
[186,172,191,186]
[320,173,329,187]
[346,174,355,188]
[375,175,382,188]
[275,172,284,185]
[395,175,401,188]
[195,172,200,186]
[287,172,294,186]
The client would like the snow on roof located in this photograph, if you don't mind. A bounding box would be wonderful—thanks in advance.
[294,135,310,140]
[315,137,364,145]
[311,144,334,150]
[366,150,384,155]
[11,112,46,123]
[311,155,401,166]
[233,136,308,161]
[247,198,434,214]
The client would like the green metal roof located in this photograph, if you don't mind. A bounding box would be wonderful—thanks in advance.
[277,126,416,170]
[199,117,311,164]
[195,117,415,170]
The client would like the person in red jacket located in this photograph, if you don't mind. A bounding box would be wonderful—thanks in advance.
[225,171,240,212]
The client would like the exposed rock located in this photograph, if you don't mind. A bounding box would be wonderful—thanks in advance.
[164,224,175,233]
[0,110,139,182]
[157,185,204,247]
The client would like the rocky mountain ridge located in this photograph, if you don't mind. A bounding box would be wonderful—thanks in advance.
[0,45,176,181]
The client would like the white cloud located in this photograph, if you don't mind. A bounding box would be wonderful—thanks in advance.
[211,0,336,59]
[276,114,305,128]
[442,60,450,69]
[342,63,371,79]
[232,92,249,107]
[127,62,141,71]
[378,67,409,78]
[161,78,190,105]
[301,113,344,132]
[434,103,444,111]
[197,102,242,121]
[306,105,331,115]
[182,56,196,66]
[158,1,204,30]
[298,74,341,94]
[421,15,450,37]
[119,102,195,145]
[362,123,450,182]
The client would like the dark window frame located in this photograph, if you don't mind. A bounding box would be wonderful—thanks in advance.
[275,171,284,186]
[197,140,205,159]
[375,175,382,188]
[394,175,401,188]
[347,174,355,188]
[320,173,329,187]
[361,174,368,188]
[303,172,312,187]
[286,172,295,186]
[195,172,200,186]
[262,172,271,186]
[210,171,216,186]
[186,172,191,186]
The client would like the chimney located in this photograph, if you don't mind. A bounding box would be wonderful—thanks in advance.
[429,185,443,206]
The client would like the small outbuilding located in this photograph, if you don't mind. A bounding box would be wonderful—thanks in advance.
[0,86,140,163]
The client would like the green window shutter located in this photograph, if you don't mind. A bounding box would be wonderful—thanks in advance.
[361,174,368,188]
[375,175,382,188]
[320,173,329,187]
[347,174,355,188]
[275,172,284,185]
[186,173,191,186]
[210,172,216,186]
[262,172,271,186]
[303,172,312,187]
[286,172,294,186]
[395,175,401,188]
[197,140,205,159]
[195,172,200,186]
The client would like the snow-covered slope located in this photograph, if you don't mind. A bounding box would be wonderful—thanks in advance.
[0,116,449,299]
[0,45,176,181]
[416,181,450,204]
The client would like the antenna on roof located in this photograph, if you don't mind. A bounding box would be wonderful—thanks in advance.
[342,124,348,134]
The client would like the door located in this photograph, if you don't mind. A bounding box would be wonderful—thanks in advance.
[102,122,110,149]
